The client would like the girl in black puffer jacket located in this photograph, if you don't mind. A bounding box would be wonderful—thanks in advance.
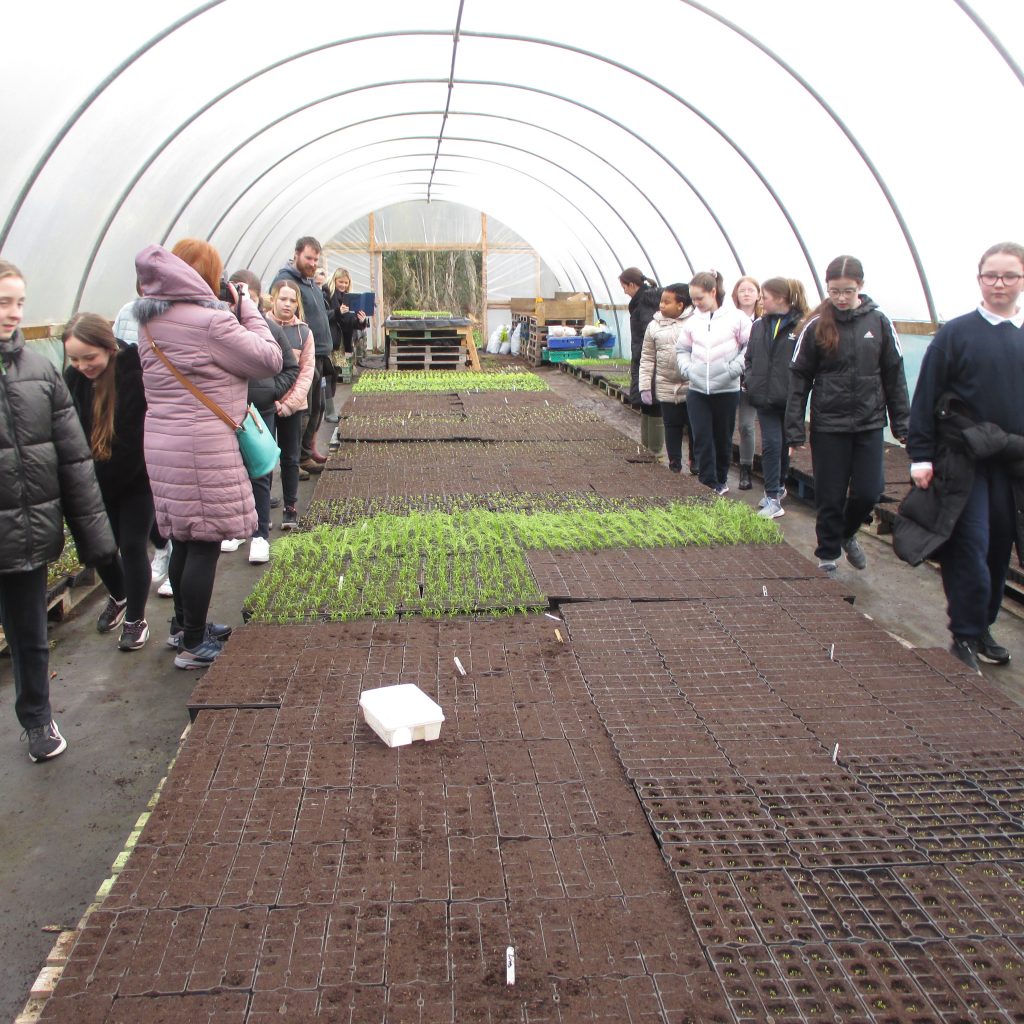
[64,313,153,650]
[0,261,115,761]
[744,278,809,518]
[785,256,909,576]
[619,267,662,413]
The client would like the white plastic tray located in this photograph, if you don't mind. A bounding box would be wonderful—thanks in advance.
[359,683,445,747]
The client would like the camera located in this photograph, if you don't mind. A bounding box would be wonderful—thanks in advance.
[219,278,234,303]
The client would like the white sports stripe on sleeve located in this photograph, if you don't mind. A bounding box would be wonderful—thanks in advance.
[790,315,820,364]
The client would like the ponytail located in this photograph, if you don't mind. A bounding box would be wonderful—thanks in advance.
[619,266,658,290]
[762,277,810,320]
[690,269,725,308]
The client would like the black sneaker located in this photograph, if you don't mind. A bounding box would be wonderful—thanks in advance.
[978,629,1011,665]
[118,618,150,651]
[281,506,299,531]
[739,465,752,490]
[842,536,868,570]
[97,596,127,633]
[270,496,282,509]
[25,720,67,762]
[167,617,233,649]
[950,636,981,672]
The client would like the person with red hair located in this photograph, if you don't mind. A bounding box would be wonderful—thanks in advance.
[134,240,282,669]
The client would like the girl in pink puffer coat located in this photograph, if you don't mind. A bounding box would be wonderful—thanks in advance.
[134,241,282,669]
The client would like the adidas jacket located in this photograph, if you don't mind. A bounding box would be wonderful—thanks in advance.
[784,295,910,446]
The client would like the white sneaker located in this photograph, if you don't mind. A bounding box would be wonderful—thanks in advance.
[758,497,785,519]
[248,537,270,564]
[220,538,246,553]
[157,577,174,597]
[150,542,172,582]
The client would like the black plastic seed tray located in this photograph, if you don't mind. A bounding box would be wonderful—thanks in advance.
[663,841,800,872]
[947,862,1024,939]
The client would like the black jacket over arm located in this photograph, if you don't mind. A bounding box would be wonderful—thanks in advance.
[894,392,1024,567]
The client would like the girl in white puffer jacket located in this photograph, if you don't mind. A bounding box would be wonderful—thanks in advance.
[675,270,751,493]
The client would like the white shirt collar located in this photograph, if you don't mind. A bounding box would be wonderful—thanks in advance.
[977,303,1024,328]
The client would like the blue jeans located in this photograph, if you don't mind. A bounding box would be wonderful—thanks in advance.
[687,390,739,489]
[756,407,789,498]
[939,462,1015,639]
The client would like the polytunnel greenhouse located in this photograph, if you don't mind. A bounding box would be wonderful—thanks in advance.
[4,3,1024,1023]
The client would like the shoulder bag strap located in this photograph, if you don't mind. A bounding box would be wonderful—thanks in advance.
[142,325,239,431]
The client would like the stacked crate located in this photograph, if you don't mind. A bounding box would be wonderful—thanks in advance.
[509,296,594,366]
[384,317,472,371]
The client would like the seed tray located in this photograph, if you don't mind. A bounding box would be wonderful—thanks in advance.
[662,841,800,872]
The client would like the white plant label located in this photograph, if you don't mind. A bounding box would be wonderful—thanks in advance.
[762,586,768,597]
[544,612,562,622]
[506,946,515,985]
[829,643,835,661]
[454,656,467,677]
[831,742,840,763]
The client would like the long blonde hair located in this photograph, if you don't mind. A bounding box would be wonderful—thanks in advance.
[269,279,305,322]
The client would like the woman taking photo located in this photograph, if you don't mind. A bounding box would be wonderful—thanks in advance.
[786,255,909,577]
[675,270,751,494]
[743,278,809,519]
[732,276,761,489]
[63,313,153,650]
[0,260,115,760]
[134,240,282,669]
[638,283,694,473]
[270,279,315,530]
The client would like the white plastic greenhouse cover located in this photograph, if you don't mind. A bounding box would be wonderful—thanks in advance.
[4,0,1024,326]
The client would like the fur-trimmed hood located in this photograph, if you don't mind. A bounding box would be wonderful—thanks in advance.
[133,244,228,325]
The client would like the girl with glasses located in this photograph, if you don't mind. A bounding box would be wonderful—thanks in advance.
[899,242,1024,671]
[785,255,909,578]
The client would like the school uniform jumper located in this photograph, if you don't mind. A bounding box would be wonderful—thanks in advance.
[906,306,1024,640]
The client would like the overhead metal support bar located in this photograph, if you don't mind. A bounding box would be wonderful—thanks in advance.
[427,0,466,204]
[680,0,938,321]
[0,0,226,251]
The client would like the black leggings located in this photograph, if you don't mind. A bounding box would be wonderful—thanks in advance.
[95,488,154,622]
[168,539,221,649]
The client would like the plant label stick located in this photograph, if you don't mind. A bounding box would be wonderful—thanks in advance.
[831,742,840,764]
[829,643,835,661]
[554,629,563,644]
[762,586,768,597]
[506,946,515,986]
[454,656,467,677]
[545,612,561,622]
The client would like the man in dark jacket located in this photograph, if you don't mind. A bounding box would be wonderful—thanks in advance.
[0,260,116,761]
[275,237,332,473]
[905,242,1024,671]
[229,270,298,564]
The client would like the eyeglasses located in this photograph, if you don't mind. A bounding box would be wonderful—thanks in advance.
[827,287,858,298]
[978,273,1023,286]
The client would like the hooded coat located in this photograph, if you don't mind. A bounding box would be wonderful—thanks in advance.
[134,245,283,542]
[785,296,909,446]
[638,310,692,404]
[0,329,115,573]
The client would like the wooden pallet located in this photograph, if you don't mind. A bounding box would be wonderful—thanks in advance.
[386,323,474,371]
[0,570,96,654]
